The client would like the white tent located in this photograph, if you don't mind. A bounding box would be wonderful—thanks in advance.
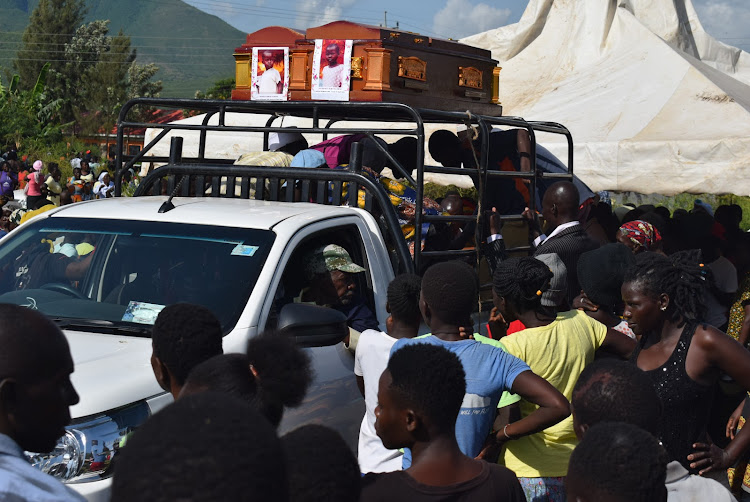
[462,0,750,195]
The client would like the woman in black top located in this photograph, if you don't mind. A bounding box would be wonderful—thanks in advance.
[623,251,750,477]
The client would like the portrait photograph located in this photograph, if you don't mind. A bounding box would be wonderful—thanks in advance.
[311,39,352,101]
[251,47,289,101]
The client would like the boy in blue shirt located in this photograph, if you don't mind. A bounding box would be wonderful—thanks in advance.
[391,261,569,467]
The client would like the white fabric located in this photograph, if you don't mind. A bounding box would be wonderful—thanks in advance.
[709,256,738,294]
[534,221,579,247]
[321,64,345,88]
[354,329,403,473]
[665,460,737,501]
[258,68,281,94]
[461,0,750,196]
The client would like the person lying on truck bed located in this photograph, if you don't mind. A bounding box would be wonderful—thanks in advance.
[326,137,450,258]
[218,130,310,198]
[296,243,379,352]
[429,128,530,216]
[430,128,595,216]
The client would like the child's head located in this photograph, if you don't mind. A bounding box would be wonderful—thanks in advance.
[571,359,661,439]
[420,261,477,327]
[386,273,422,326]
[180,331,312,427]
[375,343,465,449]
[111,392,287,501]
[567,422,668,502]
[150,303,223,396]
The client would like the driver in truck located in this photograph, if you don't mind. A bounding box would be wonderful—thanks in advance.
[12,238,94,291]
[298,244,379,351]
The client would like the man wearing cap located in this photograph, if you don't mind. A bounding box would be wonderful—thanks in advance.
[297,244,379,351]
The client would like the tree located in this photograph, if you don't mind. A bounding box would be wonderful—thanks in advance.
[195,78,235,100]
[15,11,162,128]
[75,29,164,135]
[58,19,111,124]
[14,0,87,94]
[0,63,66,151]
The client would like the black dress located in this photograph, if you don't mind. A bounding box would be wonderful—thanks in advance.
[631,322,716,472]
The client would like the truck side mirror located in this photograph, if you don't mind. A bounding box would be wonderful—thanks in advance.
[277,303,349,348]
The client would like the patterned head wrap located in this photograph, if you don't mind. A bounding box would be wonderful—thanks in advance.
[618,220,662,251]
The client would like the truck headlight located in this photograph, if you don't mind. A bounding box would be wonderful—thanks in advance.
[26,401,150,483]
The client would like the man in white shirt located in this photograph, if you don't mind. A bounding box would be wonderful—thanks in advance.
[257,50,282,94]
[321,43,344,88]
[354,274,422,473]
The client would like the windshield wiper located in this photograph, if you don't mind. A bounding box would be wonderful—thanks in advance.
[51,318,152,338]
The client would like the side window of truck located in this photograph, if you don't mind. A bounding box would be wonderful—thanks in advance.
[265,224,376,331]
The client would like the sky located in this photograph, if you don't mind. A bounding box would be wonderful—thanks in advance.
[183,0,750,52]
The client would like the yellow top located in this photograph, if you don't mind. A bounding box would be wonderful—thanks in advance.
[19,204,55,225]
[500,310,608,477]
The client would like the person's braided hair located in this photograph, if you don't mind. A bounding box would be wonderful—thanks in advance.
[492,256,553,312]
[387,273,422,323]
[623,250,709,324]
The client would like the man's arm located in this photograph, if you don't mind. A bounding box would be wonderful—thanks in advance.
[65,251,94,281]
[502,371,569,440]
[482,208,508,275]
[521,207,543,245]
[598,328,637,359]
[515,129,532,174]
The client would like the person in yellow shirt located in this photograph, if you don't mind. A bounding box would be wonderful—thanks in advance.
[487,257,636,501]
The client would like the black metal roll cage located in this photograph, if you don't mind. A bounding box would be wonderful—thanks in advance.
[114,98,574,277]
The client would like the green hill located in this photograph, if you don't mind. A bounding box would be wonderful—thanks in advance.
[0,0,245,96]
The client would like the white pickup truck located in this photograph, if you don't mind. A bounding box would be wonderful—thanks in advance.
[0,98,573,500]
[0,195,396,500]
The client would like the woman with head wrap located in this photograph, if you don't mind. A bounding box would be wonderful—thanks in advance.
[616,219,663,254]
[24,160,45,209]
[93,172,115,199]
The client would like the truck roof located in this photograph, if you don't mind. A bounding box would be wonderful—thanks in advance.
[46,196,351,230]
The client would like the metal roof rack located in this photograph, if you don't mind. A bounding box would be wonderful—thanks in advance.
[115,98,574,282]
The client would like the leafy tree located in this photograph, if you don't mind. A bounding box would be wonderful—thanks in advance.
[0,63,67,151]
[14,0,87,95]
[15,6,162,128]
[195,78,235,100]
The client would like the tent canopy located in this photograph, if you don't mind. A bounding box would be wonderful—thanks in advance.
[462,0,750,195]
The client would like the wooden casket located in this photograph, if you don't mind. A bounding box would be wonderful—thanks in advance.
[232,21,503,116]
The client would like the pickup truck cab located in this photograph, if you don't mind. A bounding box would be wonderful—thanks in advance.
[0,98,574,500]
[0,196,394,499]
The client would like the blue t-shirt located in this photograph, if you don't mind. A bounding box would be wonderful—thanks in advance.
[390,336,530,468]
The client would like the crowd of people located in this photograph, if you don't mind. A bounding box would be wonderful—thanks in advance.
[1,129,750,501]
[0,148,131,237]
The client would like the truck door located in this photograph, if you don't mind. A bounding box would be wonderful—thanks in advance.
[261,217,392,451]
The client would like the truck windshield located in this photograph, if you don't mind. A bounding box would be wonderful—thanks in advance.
[0,217,275,334]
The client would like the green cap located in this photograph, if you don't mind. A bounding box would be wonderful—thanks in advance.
[304,244,366,279]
